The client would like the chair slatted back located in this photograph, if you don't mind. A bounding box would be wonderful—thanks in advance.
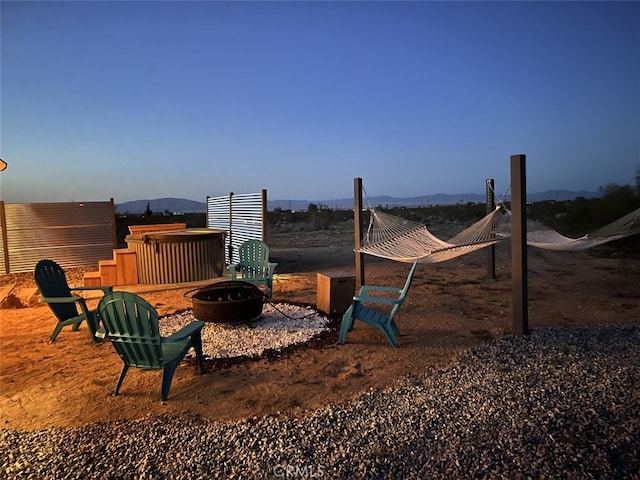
[389,260,418,320]
[34,259,78,321]
[238,239,269,278]
[98,291,164,369]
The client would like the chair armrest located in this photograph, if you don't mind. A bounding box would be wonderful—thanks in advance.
[163,321,205,343]
[353,293,405,305]
[71,286,113,295]
[40,295,84,304]
[41,295,94,320]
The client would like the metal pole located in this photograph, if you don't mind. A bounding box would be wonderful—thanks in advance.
[486,179,496,279]
[206,196,210,227]
[354,178,365,290]
[510,154,528,335]
[228,192,234,265]
[261,189,268,243]
[0,201,9,274]
[109,198,117,249]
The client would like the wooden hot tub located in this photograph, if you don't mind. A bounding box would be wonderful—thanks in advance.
[126,228,226,284]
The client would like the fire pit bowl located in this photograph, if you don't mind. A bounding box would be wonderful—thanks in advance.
[184,281,265,324]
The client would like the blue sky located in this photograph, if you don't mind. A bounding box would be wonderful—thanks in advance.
[1,1,639,204]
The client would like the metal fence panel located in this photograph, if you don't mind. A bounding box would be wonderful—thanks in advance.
[0,201,115,274]
[206,191,266,265]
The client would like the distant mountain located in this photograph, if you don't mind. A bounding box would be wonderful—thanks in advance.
[268,194,486,211]
[116,190,601,214]
[116,198,206,214]
[268,190,601,211]
[526,190,601,202]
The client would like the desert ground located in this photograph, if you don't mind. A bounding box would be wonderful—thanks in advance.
[1,222,638,431]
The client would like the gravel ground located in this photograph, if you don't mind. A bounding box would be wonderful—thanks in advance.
[1,324,638,479]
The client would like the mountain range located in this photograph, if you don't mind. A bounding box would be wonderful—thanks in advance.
[115,190,601,214]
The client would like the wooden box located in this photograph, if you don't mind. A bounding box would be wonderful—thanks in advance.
[114,248,138,285]
[317,271,356,315]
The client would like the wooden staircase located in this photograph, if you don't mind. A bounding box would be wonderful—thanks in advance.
[84,248,138,287]
[84,223,188,287]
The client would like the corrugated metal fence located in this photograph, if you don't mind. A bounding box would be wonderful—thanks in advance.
[0,200,116,274]
[206,190,267,265]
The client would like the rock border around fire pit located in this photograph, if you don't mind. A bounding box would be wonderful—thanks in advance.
[159,302,333,360]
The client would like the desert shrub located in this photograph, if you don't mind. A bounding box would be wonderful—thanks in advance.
[528,184,638,236]
[376,202,488,225]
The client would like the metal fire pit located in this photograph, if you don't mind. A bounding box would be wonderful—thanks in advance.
[184,281,264,324]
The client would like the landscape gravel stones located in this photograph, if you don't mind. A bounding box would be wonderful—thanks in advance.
[158,302,331,359]
[1,324,638,479]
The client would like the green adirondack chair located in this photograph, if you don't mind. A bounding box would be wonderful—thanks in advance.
[34,259,113,342]
[338,260,418,348]
[229,239,278,291]
[96,291,205,401]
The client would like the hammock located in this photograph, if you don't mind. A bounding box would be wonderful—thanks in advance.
[524,207,640,251]
[357,206,508,264]
[357,205,640,262]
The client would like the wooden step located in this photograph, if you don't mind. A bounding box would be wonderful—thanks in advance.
[99,260,117,286]
[113,248,138,285]
[83,271,102,287]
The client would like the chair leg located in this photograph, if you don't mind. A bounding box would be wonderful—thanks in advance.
[263,287,273,300]
[50,323,65,342]
[192,333,205,375]
[379,323,399,348]
[113,364,129,396]
[338,304,355,344]
[390,319,400,337]
[86,312,103,343]
[161,363,179,401]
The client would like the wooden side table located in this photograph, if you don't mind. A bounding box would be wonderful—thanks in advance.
[317,271,356,315]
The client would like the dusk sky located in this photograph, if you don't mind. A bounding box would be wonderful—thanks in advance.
[1,1,639,204]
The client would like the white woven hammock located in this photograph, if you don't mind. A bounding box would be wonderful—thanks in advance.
[523,207,640,251]
[358,206,508,264]
[357,206,640,263]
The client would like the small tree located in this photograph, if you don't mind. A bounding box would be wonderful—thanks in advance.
[145,201,152,217]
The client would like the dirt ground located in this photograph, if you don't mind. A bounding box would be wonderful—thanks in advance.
[1,228,639,432]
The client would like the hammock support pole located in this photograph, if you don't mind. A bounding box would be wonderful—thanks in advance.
[354,177,365,290]
[511,154,528,335]
[486,178,496,280]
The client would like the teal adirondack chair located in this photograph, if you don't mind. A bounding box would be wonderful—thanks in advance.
[229,239,278,291]
[96,291,205,401]
[338,260,418,348]
[34,259,113,342]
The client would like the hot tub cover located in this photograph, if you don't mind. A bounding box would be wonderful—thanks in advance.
[126,228,226,244]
